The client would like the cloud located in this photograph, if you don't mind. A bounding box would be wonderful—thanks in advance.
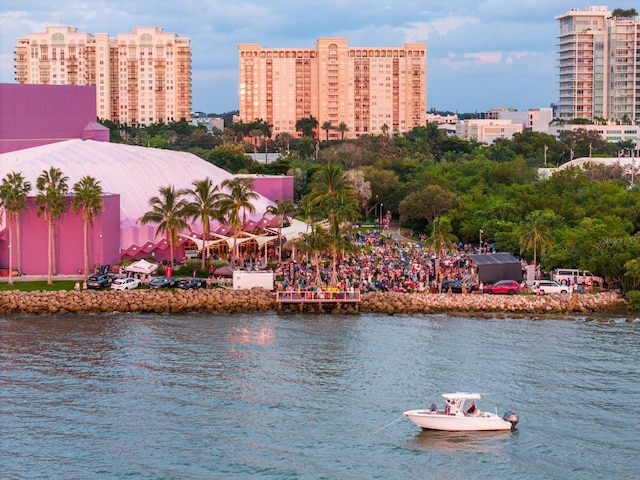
[442,51,502,69]
[505,51,533,65]
[398,16,479,43]
[440,50,536,69]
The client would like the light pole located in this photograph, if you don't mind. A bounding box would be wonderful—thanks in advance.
[479,229,483,252]
[374,195,379,224]
[380,203,383,227]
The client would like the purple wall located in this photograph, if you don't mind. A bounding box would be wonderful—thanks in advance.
[1,194,120,275]
[0,84,108,154]
[251,176,294,202]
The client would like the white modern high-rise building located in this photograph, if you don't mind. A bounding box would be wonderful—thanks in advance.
[556,6,640,123]
[15,26,192,126]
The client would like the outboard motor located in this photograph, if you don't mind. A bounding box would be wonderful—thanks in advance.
[502,411,519,429]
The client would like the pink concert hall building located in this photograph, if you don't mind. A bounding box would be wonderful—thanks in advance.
[0,83,295,276]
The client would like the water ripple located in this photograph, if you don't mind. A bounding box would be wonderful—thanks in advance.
[1,313,638,479]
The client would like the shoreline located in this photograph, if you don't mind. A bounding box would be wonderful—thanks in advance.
[0,288,629,318]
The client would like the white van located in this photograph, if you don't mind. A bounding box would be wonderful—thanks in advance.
[551,269,603,287]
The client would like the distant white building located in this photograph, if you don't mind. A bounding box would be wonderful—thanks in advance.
[498,108,553,133]
[548,123,640,144]
[247,152,281,164]
[426,113,458,125]
[191,113,224,132]
[479,107,519,120]
[455,119,524,143]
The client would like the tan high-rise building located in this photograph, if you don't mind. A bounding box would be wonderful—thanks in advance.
[556,6,640,123]
[238,37,426,139]
[15,26,191,126]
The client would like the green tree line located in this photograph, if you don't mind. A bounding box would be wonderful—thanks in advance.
[96,116,640,292]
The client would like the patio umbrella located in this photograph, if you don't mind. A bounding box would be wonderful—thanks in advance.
[214,266,234,276]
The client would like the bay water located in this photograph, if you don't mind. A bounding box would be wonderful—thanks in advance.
[1,312,638,479]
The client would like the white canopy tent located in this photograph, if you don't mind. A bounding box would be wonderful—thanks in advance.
[125,259,159,275]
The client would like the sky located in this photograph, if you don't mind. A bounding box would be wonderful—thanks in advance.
[1,1,639,115]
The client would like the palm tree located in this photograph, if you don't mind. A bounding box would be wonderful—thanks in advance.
[305,162,355,214]
[519,211,555,267]
[295,115,318,139]
[321,121,333,141]
[140,186,191,267]
[325,213,357,284]
[331,190,360,227]
[249,128,262,153]
[184,178,222,270]
[265,198,296,262]
[292,222,329,285]
[0,172,31,285]
[71,176,104,283]
[254,118,273,159]
[304,162,357,283]
[275,132,293,152]
[337,122,349,140]
[425,218,457,258]
[297,198,317,233]
[36,167,69,284]
[217,177,259,264]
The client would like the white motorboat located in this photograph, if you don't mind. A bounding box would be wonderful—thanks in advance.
[403,392,518,432]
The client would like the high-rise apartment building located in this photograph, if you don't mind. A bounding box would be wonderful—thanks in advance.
[238,37,426,139]
[15,26,191,126]
[556,6,640,123]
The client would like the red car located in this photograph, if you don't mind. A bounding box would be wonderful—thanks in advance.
[482,280,520,295]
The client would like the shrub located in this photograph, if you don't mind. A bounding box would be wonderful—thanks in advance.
[625,290,640,310]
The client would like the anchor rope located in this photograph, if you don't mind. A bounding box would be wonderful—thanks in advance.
[372,415,405,435]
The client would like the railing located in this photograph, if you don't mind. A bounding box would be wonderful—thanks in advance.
[276,290,361,304]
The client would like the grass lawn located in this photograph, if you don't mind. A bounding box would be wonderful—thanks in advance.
[0,281,79,292]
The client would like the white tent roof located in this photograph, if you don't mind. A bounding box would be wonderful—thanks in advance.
[0,139,282,250]
[537,156,638,179]
[125,259,159,274]
[179,218,308,250]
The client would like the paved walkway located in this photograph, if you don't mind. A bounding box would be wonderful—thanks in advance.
[387,219,412,242]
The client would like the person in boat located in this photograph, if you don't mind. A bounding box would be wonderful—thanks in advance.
[430,400,437,412]
[466,401,477,415]
[446,399,458,415]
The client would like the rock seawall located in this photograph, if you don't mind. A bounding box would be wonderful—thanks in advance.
[0,289,626,316]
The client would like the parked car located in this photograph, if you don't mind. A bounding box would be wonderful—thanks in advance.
[86,274,113,290]
[148,276,179,289]
[482,280,520,295]
[441,279,475,293]
[177,277,205,290]
[111,277,141,290]
[533,280,569,295]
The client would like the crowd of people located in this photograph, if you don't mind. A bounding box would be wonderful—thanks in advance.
[272,229,511,294]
